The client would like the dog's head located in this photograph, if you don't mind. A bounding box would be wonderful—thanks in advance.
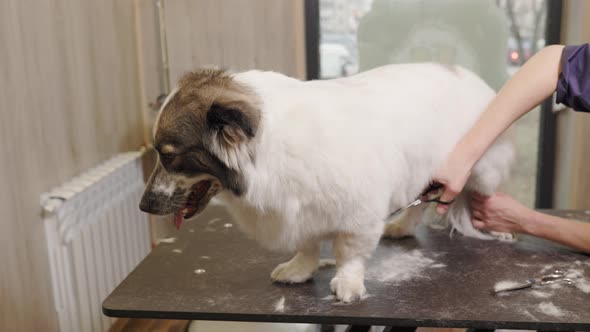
[139,69,260,227]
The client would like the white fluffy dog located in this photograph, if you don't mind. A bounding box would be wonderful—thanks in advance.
[139,63,514,302]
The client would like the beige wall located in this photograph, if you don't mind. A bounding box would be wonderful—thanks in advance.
[0,0,306,329]
[553,0,590,209]
[135,0,306,154]
[136,0,306,149]
[164,0,306,83]
[0,0,144,330]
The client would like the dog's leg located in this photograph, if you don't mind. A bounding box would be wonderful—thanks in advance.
[442,191,495,240]
[445,191,514,242]
[330,230,379,302]
[454,138,515,241]
[441,191,513,241]
[382,206,425,239]
[271,241,320,283]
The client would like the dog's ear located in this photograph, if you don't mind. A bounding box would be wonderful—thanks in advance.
[206,96,259,147]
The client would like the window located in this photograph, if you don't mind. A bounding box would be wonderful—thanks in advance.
[315,0,555,207]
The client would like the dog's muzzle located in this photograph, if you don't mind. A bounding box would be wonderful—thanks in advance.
[139,191,174,215]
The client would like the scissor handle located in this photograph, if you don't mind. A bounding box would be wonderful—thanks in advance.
[420,182,454,205]
[420,182,444,196]
[434,198,454,205]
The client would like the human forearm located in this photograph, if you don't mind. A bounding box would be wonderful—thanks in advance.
[435,46,565,208]
[455,45,565,167]
[471,193,590,253]
[523,210,590,254]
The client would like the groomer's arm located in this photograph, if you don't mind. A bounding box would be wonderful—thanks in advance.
[471,193,590,254]
[528,213,590,254]
[434,45,565,214]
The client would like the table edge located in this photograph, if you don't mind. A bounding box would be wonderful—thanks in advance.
[102,304,590,329]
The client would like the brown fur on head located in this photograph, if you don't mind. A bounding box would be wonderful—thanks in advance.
[157,69,261,153]
[139,68,260,224]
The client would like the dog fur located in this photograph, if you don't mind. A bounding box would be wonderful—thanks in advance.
[140,63,514,302]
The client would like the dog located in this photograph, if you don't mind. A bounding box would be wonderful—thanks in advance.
[139,63,514,302]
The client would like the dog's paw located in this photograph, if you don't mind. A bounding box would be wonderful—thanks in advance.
[271,260,316,284]
[382,221,415,239]
[330,274,366,303]
[490,231,516,242]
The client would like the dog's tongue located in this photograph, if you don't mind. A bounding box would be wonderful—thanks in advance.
[174,210,183,230]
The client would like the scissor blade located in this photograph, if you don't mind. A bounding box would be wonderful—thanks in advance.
[493,280,535,293]
[387,199,423,219]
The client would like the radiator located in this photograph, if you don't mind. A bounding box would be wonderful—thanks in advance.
[42,151,151,332]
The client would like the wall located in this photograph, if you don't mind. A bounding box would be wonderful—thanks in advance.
[0,0,144,330]
[553,0,590,209]
[136,0,306,129]
[0,1,306,329]
[164,0,307,83]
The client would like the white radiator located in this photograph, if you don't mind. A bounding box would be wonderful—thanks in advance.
[42,151,151,332]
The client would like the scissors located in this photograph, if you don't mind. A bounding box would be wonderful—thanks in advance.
[493,270,574,294]
[386,182,454,220]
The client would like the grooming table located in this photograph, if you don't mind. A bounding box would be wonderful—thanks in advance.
[103,208,590,330]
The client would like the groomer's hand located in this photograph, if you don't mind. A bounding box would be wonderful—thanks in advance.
[433,150,475,214]
[471,192,529,234]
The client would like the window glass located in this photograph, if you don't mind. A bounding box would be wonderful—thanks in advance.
[320,0,548,207]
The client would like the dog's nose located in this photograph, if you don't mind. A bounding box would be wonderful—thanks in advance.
[139,193,157,214]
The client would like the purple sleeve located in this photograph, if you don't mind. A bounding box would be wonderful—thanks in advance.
[556,44,590,112]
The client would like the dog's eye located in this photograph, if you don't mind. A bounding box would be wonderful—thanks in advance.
[160,153,176,162]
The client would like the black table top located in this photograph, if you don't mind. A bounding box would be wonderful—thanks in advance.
[103,207,590,329]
